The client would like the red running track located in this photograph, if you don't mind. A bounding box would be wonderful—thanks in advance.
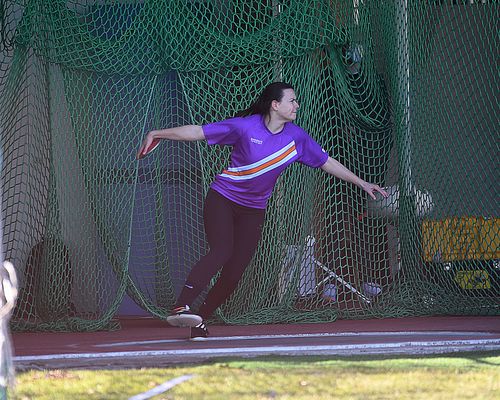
[12,316,500,369]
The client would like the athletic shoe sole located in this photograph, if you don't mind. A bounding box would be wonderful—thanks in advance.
[190,336,208,341]
[166,313,203,328]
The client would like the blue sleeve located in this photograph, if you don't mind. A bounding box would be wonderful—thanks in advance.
[202,117,242,146]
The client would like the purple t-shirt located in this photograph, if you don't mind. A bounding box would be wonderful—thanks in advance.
[202,114,329,209]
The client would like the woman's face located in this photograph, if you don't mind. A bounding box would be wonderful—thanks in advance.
[274,89,299,121]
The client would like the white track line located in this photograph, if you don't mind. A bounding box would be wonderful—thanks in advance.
[14,339,500,362]
[128,374,194,400]
[92,331,497,348]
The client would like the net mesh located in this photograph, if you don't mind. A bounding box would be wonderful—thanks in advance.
[0,0,498,331]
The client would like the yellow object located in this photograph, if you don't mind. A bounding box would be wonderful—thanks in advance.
[454,270,491,290]
[421,217,499,262]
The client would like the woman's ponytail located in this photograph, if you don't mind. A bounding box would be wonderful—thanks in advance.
[235,82,294,118]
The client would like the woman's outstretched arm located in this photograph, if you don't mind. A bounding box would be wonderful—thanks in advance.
[320,156,388,200]
[137,125,205,159]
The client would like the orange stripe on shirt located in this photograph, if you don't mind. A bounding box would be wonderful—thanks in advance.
[222,145,296,176]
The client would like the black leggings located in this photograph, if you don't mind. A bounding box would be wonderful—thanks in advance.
[175,189,266,319]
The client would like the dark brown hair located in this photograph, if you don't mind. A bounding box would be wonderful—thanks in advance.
[235,82,294,117]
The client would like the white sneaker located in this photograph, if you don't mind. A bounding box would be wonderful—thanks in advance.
[166,305,203,327]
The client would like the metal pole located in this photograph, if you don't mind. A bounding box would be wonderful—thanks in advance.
[398,0,413,199]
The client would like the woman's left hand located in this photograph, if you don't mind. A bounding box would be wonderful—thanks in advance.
[360,182,389,200]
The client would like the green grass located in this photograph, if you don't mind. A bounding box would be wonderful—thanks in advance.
[9,352,500,400]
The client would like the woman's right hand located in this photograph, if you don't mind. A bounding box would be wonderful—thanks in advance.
[137,125,205,159]
[136,131,159,159]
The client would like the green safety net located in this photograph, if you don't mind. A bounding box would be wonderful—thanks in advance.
[0,0,498,332]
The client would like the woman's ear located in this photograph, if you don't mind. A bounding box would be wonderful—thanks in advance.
[271,99,280,111]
